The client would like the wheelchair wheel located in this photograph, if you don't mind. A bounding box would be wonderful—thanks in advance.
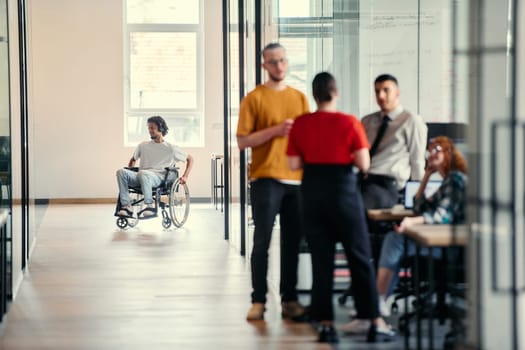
[116,217,128,229]
[161,210,172,229]
[162,217,172,229]
[168,179,190,228]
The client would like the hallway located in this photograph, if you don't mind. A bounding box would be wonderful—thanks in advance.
[0,204,415,349]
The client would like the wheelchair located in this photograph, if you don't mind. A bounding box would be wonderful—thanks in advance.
[114,167,190,229]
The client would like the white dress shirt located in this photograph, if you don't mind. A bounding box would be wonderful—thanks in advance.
[361,104,427,189]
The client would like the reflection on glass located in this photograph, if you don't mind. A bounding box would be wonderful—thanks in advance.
[276,0,457,123]
[276,1,334,109]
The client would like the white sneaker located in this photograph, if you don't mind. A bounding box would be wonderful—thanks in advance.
[139,203,157,219]
[340,319,371,334]
[117,205,134,217]
[379,297,391,317]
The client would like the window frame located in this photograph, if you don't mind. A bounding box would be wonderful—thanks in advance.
[123,1,205,147]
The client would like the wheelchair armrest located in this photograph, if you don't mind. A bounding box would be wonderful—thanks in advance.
[125,167,139,172]
[163,167,180,185]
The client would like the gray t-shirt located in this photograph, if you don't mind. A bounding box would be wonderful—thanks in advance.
[133,141,188,176]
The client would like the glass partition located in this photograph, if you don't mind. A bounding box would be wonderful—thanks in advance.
[274,0,459,125]
[224,0,257,255]
[0,0,10,203]
[0,0,12,319]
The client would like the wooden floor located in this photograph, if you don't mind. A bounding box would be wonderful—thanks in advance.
[0,204,429,349]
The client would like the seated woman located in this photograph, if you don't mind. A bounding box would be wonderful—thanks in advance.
[343,135,467,333]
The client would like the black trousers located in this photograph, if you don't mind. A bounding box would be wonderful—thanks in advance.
[360,173,399,210]
[359,173,400,266]
[302,165,379,321]
[250,178,303,304]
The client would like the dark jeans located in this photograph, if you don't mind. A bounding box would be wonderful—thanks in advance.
[302,165,379,321]
[250,178,303,304]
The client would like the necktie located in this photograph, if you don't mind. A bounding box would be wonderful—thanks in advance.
[369,115,390,157]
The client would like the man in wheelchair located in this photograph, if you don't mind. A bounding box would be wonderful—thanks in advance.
[116,116,193,219]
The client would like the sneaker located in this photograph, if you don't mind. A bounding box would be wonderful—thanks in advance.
[246,303,265,321]
[139,203,157,219]
[342,319,394,337]
[366,323,396,342]
[281,301,305,320]
[117,205,134,218]
[379,297,391,317]
[341,319,371,334]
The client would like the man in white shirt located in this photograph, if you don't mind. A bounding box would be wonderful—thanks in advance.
[116,116,193,219]
[360,74,427,209]
[343,75,428,334]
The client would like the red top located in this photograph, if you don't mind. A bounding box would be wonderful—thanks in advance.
[287,111,370,165]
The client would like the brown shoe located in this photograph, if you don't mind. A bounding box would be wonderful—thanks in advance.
[281,301,305,319]
[246,303,265,321]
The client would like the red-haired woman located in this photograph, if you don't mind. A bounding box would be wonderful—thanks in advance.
[343,136,468,333]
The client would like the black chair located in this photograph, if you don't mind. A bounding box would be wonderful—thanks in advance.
[394,246,466,350]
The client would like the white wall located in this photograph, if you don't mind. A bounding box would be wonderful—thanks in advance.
[27,0,223,199]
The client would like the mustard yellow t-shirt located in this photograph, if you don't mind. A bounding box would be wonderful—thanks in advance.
[237,85,310,181]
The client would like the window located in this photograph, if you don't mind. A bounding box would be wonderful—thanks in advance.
[276,0,333,108]
[124,0,203,147]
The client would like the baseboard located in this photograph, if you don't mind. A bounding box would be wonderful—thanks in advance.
[27,197,212,205]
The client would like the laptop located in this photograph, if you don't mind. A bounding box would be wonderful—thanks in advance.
[403,180,442,209]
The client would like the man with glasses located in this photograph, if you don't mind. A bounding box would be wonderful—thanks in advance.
[237,42,310,321]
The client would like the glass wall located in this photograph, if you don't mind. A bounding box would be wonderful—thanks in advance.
[273,0,459,125]
[222,0,525,347]
[0,0,12,319]
[270,0,469,347]
[456,1,525,349]
[223,0,257,255]
[275,0,333,108]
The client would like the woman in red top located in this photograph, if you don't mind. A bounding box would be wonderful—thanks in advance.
[287,72,394,343]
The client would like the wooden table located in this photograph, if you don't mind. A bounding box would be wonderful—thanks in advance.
[367,207,415,221]
[367,208,469,349]
[404,224,468,247]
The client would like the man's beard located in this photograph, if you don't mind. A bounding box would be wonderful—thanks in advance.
[268,72,284,82]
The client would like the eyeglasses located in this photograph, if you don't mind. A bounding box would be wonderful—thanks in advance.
[425,145,443,159]
[265,58,287,66]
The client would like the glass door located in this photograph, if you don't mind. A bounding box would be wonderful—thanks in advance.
[223,0,259,255]
[456,1,525,349]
